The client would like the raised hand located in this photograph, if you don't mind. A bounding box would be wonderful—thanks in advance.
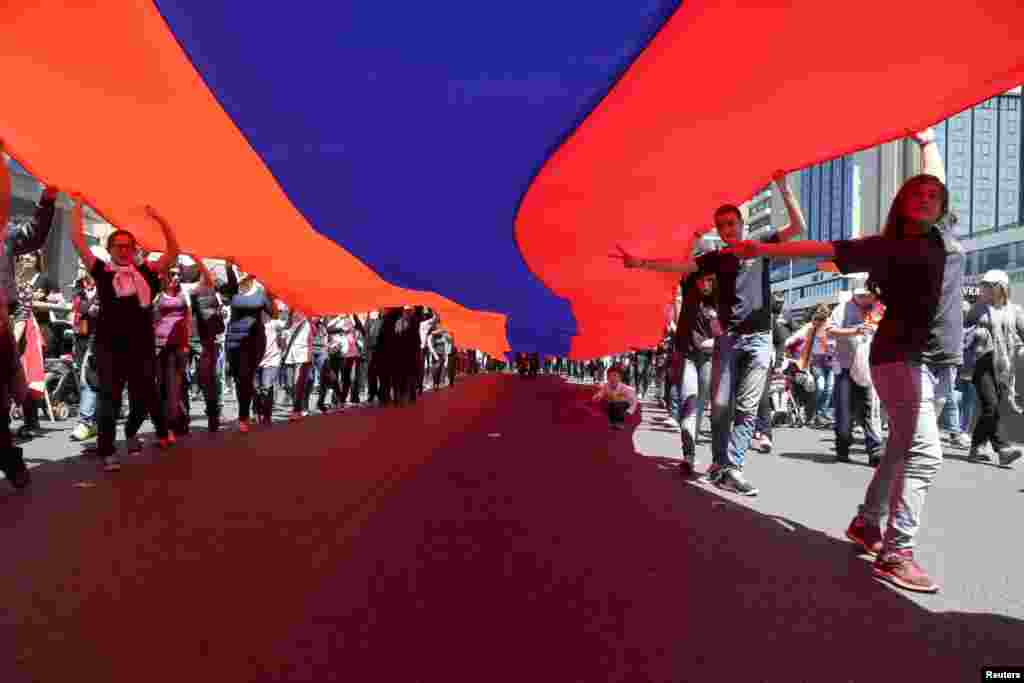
[145,205,168,226]
[609,244,641,269]
[909,127,936,146]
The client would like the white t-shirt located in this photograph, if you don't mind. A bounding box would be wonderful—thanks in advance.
[284,318,312,365]
[260,320,286,368]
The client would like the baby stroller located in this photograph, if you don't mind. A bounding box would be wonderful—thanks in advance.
[45,353,80,420]
[782,363,815,428]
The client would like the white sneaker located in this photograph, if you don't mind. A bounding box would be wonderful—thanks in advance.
[949,433,970,449]
[71,423,97,441]
[998,447,1023,467]
[102,455,121,472]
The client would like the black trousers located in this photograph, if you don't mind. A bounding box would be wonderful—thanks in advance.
[447,352,457,387]
[635,364,650,397]
[198,339,221,419]
[366,350,381,401]
[608,401,630,424]
[319,354,344,408]
[227,332,265,421]
[0,325,24,453]
[375,349,395,403]
[95,341,166,458]
[972,355,1009,452]
[432,355,446,388]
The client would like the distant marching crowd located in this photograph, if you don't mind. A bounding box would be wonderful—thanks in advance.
[0,143,501,487]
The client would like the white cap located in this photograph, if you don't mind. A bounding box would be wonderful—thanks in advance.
[981,270,1010,288]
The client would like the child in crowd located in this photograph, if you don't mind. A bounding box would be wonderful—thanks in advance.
[591,365,639,430]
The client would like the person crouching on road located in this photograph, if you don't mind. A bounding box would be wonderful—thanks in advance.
[591,365,639,431]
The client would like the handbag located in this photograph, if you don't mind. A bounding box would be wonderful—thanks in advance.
[850,333,873,388]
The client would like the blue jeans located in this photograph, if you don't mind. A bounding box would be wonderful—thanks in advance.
[78,348,97,425]
[813,364,835,420]
[958,377,977,434]
[927,364,957,433]
[312,351,327,386]
[79,379,96,425]
[710,332,773,471]
[669,353,711,462]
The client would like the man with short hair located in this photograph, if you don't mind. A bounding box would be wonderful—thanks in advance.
[827,286,884,466]
[614,171,807,496]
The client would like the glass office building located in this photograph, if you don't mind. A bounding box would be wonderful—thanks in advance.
[935,92,1022,238]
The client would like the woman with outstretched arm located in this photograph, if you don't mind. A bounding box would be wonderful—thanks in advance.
[723,128,960,595]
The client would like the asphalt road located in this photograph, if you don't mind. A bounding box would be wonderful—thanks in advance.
[1,374,1022,682]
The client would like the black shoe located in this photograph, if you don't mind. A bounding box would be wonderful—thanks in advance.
[702,463,724,484]
[680,430,696,462]
[678,461,696,479]
[868,455,881,468]
[716,468,759,496]
[207,415,220,433]
[836,454,851,463]
[16,424,41,440]
[0,447,30,490]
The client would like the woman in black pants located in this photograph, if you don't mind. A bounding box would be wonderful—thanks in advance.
[69,197,178,472]
[221,262,275,432]
[964,271,1024,466]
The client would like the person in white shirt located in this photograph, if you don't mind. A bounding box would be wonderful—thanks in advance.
[284,311,313,419]
[591,365,639,431]
[257,312,286,411]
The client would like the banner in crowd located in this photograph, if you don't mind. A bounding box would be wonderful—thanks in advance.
[2,2,1022,359]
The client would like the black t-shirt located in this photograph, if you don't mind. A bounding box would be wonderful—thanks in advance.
[833,227,963,367]
[695,232,779,335]
[773,316,794,359]
[90,260,161,350]
[674,272,715,356]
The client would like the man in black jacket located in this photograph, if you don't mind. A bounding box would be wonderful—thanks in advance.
[361,310,384,403]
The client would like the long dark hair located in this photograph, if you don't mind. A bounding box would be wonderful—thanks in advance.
[880,174,949,239]
[871,174,957,304]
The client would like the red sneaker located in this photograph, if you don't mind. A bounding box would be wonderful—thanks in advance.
[845,516,883,556]
[872,549,940,593]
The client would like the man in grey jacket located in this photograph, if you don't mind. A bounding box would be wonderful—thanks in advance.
[0,142,58,488]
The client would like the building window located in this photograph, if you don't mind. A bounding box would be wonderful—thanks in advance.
[980,142,992,156]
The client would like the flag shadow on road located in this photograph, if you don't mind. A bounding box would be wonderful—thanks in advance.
[579,395,1024,679]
